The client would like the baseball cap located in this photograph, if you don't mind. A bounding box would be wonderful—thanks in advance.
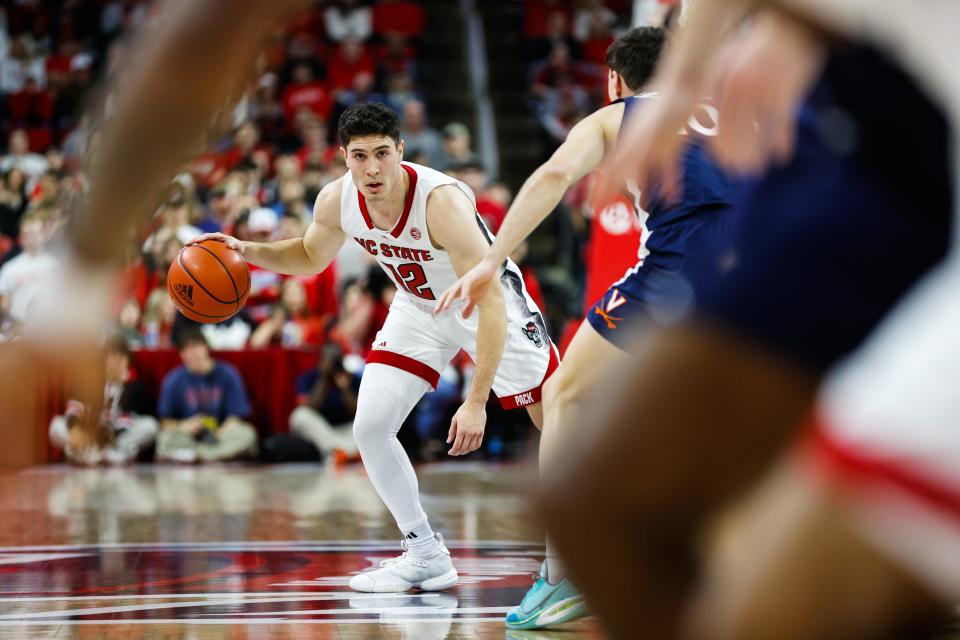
[248,207,279,233]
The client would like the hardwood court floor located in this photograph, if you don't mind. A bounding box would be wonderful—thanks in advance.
[0,462,602,639]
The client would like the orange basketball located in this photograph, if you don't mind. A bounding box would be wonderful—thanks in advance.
[167,240,250,323]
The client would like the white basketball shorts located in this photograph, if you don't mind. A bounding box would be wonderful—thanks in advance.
[366,292,559,410]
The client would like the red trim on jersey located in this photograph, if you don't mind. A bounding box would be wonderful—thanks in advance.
[805,417,960,522]
[357,191,374,230]
[356,164,418,236]
[367,349,439,389]
[391,164,419,238]
[498,341,561,410]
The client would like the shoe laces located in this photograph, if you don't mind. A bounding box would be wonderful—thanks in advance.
[380,539,427,568]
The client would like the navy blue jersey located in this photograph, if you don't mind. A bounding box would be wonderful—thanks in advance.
[694,46,953,372]
[619,94,740,272]
[587,95,740,348]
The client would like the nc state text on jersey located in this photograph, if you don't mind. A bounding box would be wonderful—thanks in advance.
[354,238,434,262]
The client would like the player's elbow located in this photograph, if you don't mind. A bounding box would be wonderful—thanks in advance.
[538,162,575,188]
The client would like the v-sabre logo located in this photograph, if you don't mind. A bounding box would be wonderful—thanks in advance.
[173,283,194,305]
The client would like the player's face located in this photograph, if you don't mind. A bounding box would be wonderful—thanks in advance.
[342,136,404,202]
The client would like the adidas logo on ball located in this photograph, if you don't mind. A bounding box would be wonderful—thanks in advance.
[173,283,194,305]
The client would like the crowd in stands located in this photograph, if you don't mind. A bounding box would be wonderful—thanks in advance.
[523,0,636,158]
[0,0,547,465]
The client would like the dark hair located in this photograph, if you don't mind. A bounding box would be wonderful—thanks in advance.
[605,26,666,92]
[337,102,400,147]
[104,332,131,358]
[176,326,208,351]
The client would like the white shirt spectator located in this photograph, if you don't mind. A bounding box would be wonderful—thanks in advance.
[573,2,618,42]
[0,152,48,181]
[324,4,372,43]
[0,251,59,322]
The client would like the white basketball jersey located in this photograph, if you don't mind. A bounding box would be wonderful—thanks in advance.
[340,161,505,308]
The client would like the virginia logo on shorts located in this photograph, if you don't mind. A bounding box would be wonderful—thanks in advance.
[173,283,194,305]
[593,289,625,330]
[522,321,543,348]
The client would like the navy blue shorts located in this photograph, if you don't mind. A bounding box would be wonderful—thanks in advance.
[693,49,952,373]
[587,210,739,350]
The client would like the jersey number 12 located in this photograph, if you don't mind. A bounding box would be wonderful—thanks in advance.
[385,263,435,301]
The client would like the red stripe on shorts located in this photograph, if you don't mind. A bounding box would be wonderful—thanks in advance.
[497,342,561,410]
[805,416,960,522]
[366,350,440,389]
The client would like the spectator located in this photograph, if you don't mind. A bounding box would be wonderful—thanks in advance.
[141,286,177,349]
[372,0,425,39]
[142,196,202,251]
[383,70,420,113]
[282,63,333,125]
[327,37,376,95]
[295,117,335,170]
[445,158,488,199]
[531,41,596,99]
[7,76,54,130]
[579,8,617,66]
[375,32,417,79]
[324,0,372,43]
[156,328,258,463]
[524,0,572,39]
[399,99,444,168]
[247,72,285,145]
[0,35,46,93]
[289,343,360,458]
[0,212,57,326]
[49,334,158,465]
[195,185,231,233]
[249,277,326,348]
[572,0,618,42]
[536,80,591,153]
[1,129,48,182]
[440,122,478,169]
[528,8,580,62]
[327,278,379,357]
[245,207,284,322]
[221,121,270,173]
[333,71,385,118]
[476,181,512,233]
[116,297,145,349]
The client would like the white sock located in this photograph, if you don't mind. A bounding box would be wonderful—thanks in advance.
[403,520,440,557]
[545,537,566,584]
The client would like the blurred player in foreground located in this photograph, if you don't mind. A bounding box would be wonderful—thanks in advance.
[0,0,307,449]
[540,1,959,638]
[191,102,556,593]
[436,26,740,629]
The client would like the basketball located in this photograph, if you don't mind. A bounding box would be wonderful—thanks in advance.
[167,240,250,323]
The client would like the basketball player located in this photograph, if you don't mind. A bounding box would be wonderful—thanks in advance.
[190,101,556,593]
[1,0,309,447]
[538,3,957,638]
[435,26,741,629]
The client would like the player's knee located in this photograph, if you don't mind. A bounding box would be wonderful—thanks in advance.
[542,366,578,412]
[352,416,382,454]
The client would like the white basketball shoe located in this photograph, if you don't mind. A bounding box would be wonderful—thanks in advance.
[349,534,458,593]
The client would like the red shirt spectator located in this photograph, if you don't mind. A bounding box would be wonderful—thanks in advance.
[372,0,425,38]
[8,78,54,124]
[374,34,417,77]
[189,150,229,190]
[282,64,333,123]
[524,0,571,38]
[327,39,376,93]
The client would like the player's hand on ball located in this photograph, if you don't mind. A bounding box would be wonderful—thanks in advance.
[435,258,497,319]
[187,232,245,254]
[447,401,486,456]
